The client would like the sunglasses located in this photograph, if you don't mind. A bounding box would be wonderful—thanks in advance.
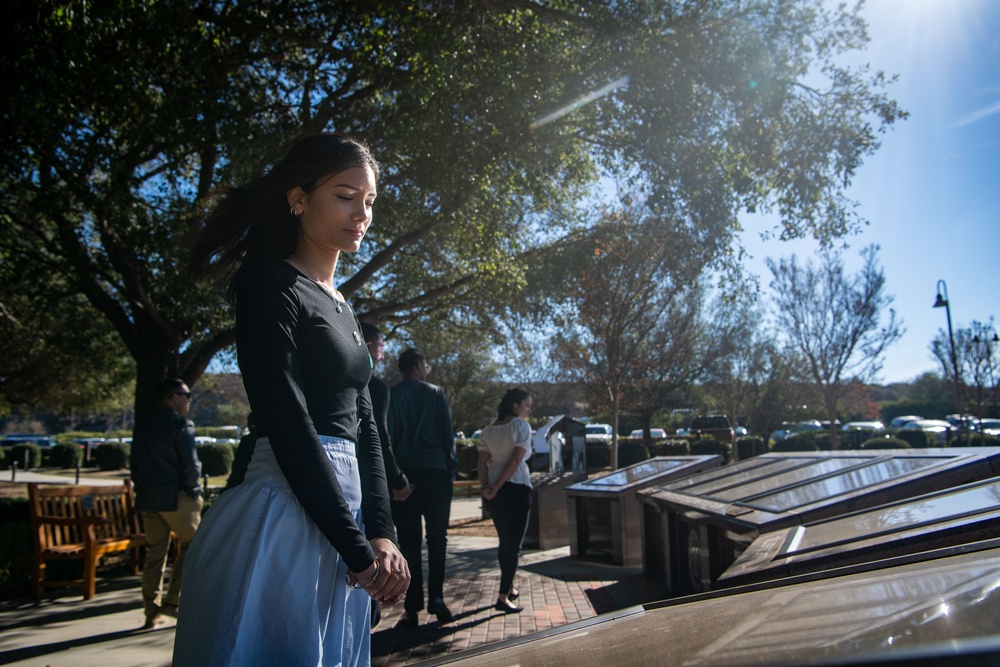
[175,391,192,398]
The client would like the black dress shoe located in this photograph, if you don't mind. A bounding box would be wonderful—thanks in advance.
[507,588,519,601]
[397,610,419,628]
[494,600,523,614]
[428,599,454,623]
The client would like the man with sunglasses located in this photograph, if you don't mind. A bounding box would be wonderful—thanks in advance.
[130,377,203,628]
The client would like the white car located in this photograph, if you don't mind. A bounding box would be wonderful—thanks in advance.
[629,428,667,439]
[976,419,1000,436]
[902,419,952,445]
[889,415,923,429]
[585,423,613,443]
[841,421,885,432]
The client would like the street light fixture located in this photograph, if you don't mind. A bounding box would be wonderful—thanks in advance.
[933,279,964,442]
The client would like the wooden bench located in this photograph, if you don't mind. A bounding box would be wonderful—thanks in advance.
[28,480,145,600]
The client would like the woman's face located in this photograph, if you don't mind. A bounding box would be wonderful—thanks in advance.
[289,165,377,255]
[513,396,532,420]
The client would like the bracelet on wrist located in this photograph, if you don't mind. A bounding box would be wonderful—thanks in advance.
[347,560,380,589]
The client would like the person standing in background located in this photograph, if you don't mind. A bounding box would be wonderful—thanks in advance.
[389,348,458,627]
[360,323,411,501]
[477,388,533,614]
[130,377,203,629]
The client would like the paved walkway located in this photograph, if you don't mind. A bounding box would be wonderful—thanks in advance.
[0,496,667,666]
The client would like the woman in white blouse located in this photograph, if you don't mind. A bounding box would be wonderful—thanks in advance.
[477,388,533,613]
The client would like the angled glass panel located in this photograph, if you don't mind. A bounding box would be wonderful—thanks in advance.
[706,458,870,502]
[746,457,942,512]
[789,478,1000,554]
[580,459,688,488]
[662,457,810,494]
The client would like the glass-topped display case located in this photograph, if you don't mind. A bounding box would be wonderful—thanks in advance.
[411,540,1000,667]
[566,456,722,566]
[637,448,1000,596]
[719,475,1000,587]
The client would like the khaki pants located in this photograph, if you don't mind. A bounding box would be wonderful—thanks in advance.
[141,492,202,618]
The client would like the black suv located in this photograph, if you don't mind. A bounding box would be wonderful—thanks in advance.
[689,415,735,443]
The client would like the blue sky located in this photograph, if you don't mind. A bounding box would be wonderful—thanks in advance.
[740,0,1000,384]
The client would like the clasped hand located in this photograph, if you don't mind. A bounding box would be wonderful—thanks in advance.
[346,537,410,605]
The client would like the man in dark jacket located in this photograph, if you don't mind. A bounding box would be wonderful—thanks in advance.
[389,348,458,626]
[360,323,411,501]
[130,377,203,628]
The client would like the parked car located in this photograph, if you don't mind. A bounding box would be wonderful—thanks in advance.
[945,413,979,432]
[0,435,57,448]
[795,420,824,433]
[902,419,952,445]
[769,422,796,442]
[689,415,735,443]
[889,415,923,430]
[675,427,690,436]
[629,428,667,439]
[585,423,613,443]
[976,419,1000,436]
[841,421,885,433]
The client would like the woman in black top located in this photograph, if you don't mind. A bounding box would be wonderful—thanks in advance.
[176,134,409,666]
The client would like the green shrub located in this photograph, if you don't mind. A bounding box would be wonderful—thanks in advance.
[690,438,732,462]
[586,442,611,470]
[860,436,911,449]
[456,443,480,479]
[771,435,820,452]
[618,440,650,467]
[197,442,235,477]
[94,442,130,471]
[653,440,690,457]
[735,436,767,460]
[0,448,6,470]
[967,433,1000,447]
[7,444,41,470]
[892,429,934,448]
[48,442,83,469]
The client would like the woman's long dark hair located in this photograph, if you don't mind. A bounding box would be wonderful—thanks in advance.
[497,388,531,421]
[188,133,380,299]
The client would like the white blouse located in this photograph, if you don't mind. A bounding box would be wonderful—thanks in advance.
[477,417,532,488]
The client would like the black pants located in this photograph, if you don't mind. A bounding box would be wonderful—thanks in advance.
[391,468,453,613]
[483,482,532,595]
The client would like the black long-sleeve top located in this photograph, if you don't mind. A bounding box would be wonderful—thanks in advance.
[235,258,395,572]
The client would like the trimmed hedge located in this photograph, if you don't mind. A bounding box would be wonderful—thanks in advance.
[197,442,235,477]
[893,429,935,448]
[94,442,130,470]
[690,438,732,462]
[48,442,84,469]
[771,435,820,452]
[618,440,650,467]
[653,440,691,456]
[7,444,41,469]
[861,436,911,449]
[735,436,767,460]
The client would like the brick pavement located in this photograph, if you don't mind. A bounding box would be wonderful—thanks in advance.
[370,534,662,666]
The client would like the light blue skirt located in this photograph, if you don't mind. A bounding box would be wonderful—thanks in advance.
[172,436,371,667]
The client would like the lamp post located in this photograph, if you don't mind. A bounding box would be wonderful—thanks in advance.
[933,280,964,442]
